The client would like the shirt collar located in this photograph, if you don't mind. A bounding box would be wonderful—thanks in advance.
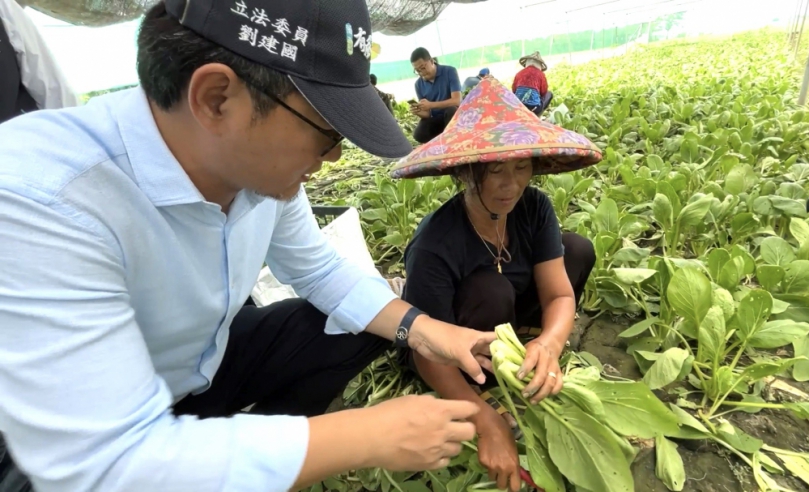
[433,65,445,80]
[115,88,206,207]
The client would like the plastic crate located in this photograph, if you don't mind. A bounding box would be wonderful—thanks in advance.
[311,205,350,229]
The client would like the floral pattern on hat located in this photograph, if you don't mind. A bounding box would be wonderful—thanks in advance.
[391,78,602,179]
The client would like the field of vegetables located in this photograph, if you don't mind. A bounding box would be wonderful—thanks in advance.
[303,28,809,492]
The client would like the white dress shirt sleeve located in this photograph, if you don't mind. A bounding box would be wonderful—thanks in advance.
[0,0,80,109]
[266,190,398,335]
[0,189,308,492]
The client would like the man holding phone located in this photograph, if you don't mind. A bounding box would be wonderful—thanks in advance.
[409,47,461,143]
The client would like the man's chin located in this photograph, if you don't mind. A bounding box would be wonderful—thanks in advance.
[255,186,303,203]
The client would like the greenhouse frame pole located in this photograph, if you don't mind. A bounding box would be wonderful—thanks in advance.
[790,0,804,46]
[796,0,809,59]
[799,54,809,105]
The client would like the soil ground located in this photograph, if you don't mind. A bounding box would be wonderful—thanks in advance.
[325,314,809,491]
[579,316,809,492]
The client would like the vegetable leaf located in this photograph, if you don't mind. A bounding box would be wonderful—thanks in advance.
[697,306,727,364]
[731,289,773,344]
[793,337,809,382]
[643,348,691,390]
[545,404,634,492]
[747,320,809,349]
[590,381,680,438]
[527,443,565,492]
[760,237,796,266]
[619,317,659,338]
[655,435,686,491]
[667,267,712,326]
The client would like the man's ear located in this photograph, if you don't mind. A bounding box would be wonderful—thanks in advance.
[186,63,249,134]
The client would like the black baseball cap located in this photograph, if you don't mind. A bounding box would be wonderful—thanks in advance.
[164,0,413,159]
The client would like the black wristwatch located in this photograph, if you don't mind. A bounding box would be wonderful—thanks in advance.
[394,307,424,348]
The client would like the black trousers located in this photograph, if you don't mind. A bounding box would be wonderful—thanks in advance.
[413,106,458,143]
[442,232,595,388]
[174,299,389,418]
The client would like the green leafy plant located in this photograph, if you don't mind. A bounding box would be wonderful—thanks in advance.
[302,27,809,492]
[491,323,685,492]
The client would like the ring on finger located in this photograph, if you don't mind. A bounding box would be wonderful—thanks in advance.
[548,371,557,379]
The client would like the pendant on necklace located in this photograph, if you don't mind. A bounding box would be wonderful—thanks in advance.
[496,260,502,274]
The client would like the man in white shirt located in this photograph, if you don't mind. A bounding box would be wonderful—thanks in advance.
[0,0,78,123]
[0,1,500,491]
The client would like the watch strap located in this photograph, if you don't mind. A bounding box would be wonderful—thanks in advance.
[394,307,423,347]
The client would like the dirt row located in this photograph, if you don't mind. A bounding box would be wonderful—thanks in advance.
[578,317,809,492]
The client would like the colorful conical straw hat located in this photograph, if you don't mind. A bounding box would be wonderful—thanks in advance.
[390,78,602,180]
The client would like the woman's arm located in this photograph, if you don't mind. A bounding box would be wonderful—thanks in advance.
[518,189,575,403]
[532,258,575,357]
[413,355,500,427]
[402,248,502,428]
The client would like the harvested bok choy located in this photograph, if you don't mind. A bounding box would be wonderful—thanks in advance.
[490,323,686,492]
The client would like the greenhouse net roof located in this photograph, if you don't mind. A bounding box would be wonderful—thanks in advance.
[21,0,489,35]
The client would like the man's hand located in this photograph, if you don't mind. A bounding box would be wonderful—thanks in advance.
[295,395,478,489]
[418,99,433,110]
[409,104,430,119]
[477,413,522,492]
[519,338,564,404]
[365,395,479,471]
[409,316,496,384]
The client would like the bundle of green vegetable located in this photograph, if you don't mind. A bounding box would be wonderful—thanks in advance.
[490,323,688,492]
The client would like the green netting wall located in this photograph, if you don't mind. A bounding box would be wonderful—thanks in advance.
[370,20,662,82]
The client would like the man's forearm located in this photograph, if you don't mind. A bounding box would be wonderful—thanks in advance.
[363,298,416,341]
[293,408,376,490]
[412,352,498,428]
[431,95,461,109]
[537,296,576,355]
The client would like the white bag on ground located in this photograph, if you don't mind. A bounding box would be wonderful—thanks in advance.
[251,207,386,307]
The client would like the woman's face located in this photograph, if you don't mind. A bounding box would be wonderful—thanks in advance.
[474,159,533,216]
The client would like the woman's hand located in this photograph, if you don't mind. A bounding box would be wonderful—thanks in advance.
[409,317,496,385]
[477,412,522,492]
[518,338,564,404]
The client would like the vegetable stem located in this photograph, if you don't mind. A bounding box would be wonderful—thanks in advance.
[708,372,750,417]
[493,369,533,448]
[382,469,406,492]
[728,343,746,374]
[720,401,785,410]
[762,445,808,458]
[711,434,754,468]
[628,290,652,320]
[461,441,478,452]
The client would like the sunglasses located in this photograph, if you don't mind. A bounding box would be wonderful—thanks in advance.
[240,75,344,157]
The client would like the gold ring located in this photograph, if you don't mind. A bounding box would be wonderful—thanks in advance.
[548,372,557,379]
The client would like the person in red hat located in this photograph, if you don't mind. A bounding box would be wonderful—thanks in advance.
[391,77,600,492]
[513,51,553,117]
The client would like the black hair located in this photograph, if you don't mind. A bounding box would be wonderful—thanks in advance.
[451,163,488,194]
[410,47,432,63]
[136,2,295,117]
[451,159,539,195]
[370,74,378,85]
